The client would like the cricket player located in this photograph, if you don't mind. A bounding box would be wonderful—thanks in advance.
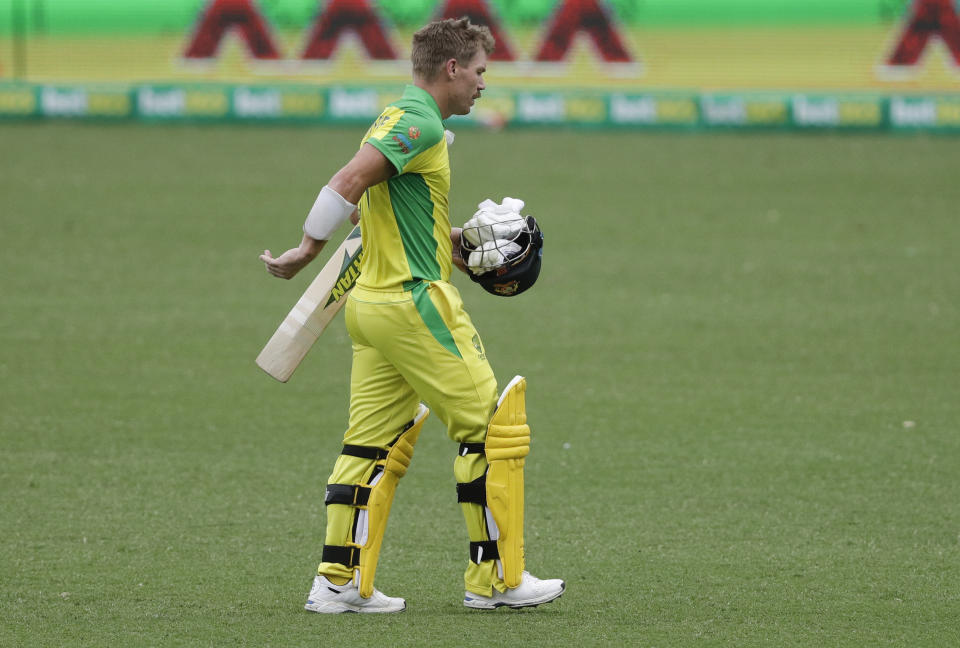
[260,18,563,613]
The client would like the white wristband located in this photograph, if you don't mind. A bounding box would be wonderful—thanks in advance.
[303,185,356,240]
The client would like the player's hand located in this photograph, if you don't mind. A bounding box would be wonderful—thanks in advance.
[260,247,312,279]
[261,235,326,279]
[450,227,468,274]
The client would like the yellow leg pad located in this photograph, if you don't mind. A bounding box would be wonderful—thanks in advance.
[357,404,428,598]
[485,376,530,589]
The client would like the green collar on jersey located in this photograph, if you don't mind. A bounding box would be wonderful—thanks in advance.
[403,85,442,120]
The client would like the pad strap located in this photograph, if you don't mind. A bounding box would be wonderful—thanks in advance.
[322,544,360,568]
[341,445,389,460]
[458,442,486,456]
[456,474,487,505]
[324,483,371,507]
[469,540,500,564]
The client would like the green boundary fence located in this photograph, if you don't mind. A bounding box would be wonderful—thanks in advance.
[2,82,959,132]
[0,0,907,36]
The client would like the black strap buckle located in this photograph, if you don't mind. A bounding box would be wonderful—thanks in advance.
[341,414,418,461]
[341,445,389,460]
[324,483,371,506]
[322,544,361,568]
[456,474,486,505]
[469,540,499,564]
[458,442,485,456]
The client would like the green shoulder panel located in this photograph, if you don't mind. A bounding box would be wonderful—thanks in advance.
[366,104,443,174]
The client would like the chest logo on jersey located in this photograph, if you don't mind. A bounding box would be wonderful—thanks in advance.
[471,334,486,360]
[408,126,421,140]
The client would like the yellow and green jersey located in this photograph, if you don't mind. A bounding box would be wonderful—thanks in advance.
[358,85,451,291]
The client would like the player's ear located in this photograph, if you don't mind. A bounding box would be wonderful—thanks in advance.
[444,58,457,79]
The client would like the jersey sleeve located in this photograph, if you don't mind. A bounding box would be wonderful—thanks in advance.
[365,106,443,175]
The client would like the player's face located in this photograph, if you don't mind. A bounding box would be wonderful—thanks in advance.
[451,50,487,116]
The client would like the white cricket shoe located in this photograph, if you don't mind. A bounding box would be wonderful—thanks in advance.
[463,571,565,609]
[304,575,405,614]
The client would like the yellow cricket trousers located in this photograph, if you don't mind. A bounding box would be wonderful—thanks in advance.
[318,280,505,595]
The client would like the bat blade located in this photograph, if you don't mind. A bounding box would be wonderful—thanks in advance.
[256,225,363,382]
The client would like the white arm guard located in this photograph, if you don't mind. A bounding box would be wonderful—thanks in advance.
[303,185,356,241]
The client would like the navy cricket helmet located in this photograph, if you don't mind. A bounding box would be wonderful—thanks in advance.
[462,216,543,297]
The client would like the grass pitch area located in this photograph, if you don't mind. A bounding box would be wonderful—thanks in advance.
[2,123,958,646]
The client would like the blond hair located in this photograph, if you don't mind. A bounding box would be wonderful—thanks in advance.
[411,18,495,81]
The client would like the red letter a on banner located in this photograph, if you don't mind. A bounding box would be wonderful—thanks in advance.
[302,0,396,60]
[887,0,960,66]
[535,0,632,63]
[436,0,516,61]
[184,0,281,59]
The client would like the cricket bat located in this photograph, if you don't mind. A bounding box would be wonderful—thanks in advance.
[256,225,363,382]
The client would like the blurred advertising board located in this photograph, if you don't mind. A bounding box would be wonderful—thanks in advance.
[6,82,960,132]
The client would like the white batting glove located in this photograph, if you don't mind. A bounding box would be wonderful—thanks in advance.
[462,197,526,246]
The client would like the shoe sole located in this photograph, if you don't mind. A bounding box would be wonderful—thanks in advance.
[305,601,406,614]
[463,583,565,610]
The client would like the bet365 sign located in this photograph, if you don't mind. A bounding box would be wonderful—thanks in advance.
[184,0,632,65]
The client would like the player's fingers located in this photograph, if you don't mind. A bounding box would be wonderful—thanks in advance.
[264,261,292,279]
[263,260,282,276]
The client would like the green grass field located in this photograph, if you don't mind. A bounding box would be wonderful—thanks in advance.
[2,123,958,646]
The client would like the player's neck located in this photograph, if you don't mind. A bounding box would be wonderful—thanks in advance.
[413,78,452,120]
